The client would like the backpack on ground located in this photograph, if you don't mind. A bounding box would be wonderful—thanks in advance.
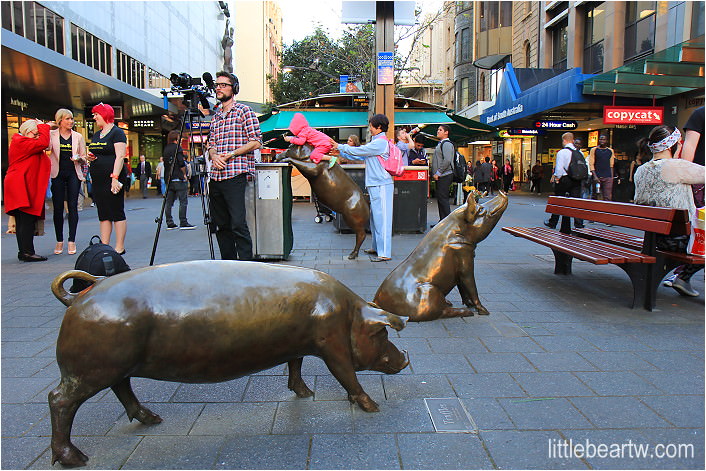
[444,141,468,184]
[378,139,405,177]
[70,235,130,293]
[566,147,589,181]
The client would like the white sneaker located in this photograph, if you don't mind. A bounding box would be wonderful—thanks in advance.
[663,273,677,287]
[672,277,699,297]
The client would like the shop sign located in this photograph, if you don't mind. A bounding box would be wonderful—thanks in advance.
[185,121,211,129]
[603,106,663,125]
[588,130,599,148]
[533,120,578,130]
[486,104,524,124]
[504,128,545,137]
[117,121,129,130]
[9,97,29,112]
[377,52,394,85]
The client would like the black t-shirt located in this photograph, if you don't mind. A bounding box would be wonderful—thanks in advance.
[162,143,187,181]
[58,135,74,174]
[88,126,128,181]
[684,106,704,166]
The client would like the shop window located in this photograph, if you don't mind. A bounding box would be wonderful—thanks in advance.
[71,24,112,75]
[460,77,470,109]
[479,73,486,101]
[117,50,146,89]
[455,32,460,64]
[524,41,531,67]
[583,2,605,74]
[2,1,64,54]
[551,19,568,70]
[624,1,655,62]
[489,67,504,101]
[692,1,704,38]
[499,1,512,27]
[461,28,471,62]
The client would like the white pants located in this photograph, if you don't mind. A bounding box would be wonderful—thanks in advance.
[367,183,393,258]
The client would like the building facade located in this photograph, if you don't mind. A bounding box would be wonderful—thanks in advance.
[1,0,228,175]
[233,1,282,107]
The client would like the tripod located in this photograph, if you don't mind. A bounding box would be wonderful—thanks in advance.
[149,93,215,265]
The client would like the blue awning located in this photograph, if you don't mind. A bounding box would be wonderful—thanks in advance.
[480,64,596,127]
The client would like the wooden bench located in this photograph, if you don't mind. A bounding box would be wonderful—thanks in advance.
[503,196,704,311]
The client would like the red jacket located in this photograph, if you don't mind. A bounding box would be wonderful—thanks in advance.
[4,123,51,217]
[288,112,332,163]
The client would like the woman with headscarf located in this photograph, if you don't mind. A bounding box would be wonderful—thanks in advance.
[4,119,52,261]
[87,103,128,254]
[47,108,87,255]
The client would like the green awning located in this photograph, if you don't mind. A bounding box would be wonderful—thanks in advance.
[582,35,704,98]
[260,110,369,134]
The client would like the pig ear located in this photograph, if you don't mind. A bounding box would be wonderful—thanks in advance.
[365,303,408,331]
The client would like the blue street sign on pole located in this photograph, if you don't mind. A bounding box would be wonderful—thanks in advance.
[377,51,394,85]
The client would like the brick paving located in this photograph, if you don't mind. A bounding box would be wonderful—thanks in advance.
[2,189,703,469]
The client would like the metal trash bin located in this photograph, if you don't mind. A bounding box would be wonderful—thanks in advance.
[393,166,428,233]
[245,163,293,260]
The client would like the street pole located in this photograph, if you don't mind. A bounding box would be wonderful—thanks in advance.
[375,1,395,139]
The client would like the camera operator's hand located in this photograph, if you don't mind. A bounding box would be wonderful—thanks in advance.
[211,153,229,170]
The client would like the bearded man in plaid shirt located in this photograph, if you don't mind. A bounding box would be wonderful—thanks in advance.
[207,72,262,260]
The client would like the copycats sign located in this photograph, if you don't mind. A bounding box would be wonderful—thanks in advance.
[603,106,664,125]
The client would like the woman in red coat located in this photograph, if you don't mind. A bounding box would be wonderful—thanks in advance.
[4,120,52,261]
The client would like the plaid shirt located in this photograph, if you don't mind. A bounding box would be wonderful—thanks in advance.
[207,102,262,181]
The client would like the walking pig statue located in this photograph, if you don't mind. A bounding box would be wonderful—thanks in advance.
[49,261,409,467]
[374,192,508,321]
[276,144,370,259]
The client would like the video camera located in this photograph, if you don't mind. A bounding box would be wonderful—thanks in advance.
[168,72,217,113]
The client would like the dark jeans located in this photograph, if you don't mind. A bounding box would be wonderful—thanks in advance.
[530,178,541,193]
[547,176,584,227]
[165,180,189,225]
[10,209,38,255]
[209,174,252,260]
[51,170,81,242]
[139,175,149,197]
[436,173,453,221]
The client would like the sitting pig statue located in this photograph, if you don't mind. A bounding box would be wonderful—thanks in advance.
[49,261,408,467]
[276,144,370,259]
[374,192,508,321]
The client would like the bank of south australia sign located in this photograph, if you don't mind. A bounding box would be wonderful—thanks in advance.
[603,106,664,125]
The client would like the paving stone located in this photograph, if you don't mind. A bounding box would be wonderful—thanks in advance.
[461,397,515,430]
[272,400,354,434]
[427,337,488,354]
[298,356,335,375]
[383,374,455,400]
[351,399,435,433]
[511,372,596,397]
[533,335,601,352]
[635,371,705,395]
[398,433,493,469]
[637,428,705,469]
[190,402,278,435]
[408,353,473,374]
[569,397,671,428]
[561,429,665,470]
[498,397,594,430]
[1,327,56,342]
[314,374,384,402]
[107,403,205,437]
[310,433,400,469]
[1,403,50,437]
[480,430,588,469]
[123,377,182,403]
[398,321,451,338]
[29,436,143,470]
[1,357,54,378]
[580,335,654,352]
[122,435,224,469]
[575,371,665,396]
[243,375,315,402]
[468,352,537,373]
[1,436,50,469]
[388,337,432,354]
[448,373,526,398]
[578,351,659,371]
[170,379,247,403]
[634,351,704,372]
[215,435,310,469]
[1,340,53,358]
[1,377,56,404]
[480,336,544,353]
[639,395,705,427]
[524,352,597,372]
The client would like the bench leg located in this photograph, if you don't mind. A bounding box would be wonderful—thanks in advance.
[618,264,649,310]
[552,249,573,275]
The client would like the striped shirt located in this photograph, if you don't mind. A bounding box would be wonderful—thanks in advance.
[207,102,262,181]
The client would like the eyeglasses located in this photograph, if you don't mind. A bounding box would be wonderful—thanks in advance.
[215,83,232,89]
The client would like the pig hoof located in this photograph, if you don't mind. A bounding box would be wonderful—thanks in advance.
[475,305,490,315]
[347,252,358,260]
[349,394,379,412]
[131,407,163,425]
[52,444,89,467]
[289,382,314,398]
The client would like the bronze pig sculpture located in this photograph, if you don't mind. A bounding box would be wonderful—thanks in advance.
[374,192,508,321]
[49,260,408,467]
[276,144,370,259]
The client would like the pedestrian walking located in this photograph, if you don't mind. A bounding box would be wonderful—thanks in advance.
[163,130,196,230]
[432,124,454,222]
[544,132,584,229]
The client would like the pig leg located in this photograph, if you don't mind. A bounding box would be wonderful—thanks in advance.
[111,377,163,424]
[346,221,366,260]
[456,264,489,315]
[319,351,378,412]
[413,283,475,321]
[287,358,314,398]
[48,378,101,466]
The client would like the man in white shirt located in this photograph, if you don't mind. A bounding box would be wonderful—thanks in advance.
[544,132,584,229]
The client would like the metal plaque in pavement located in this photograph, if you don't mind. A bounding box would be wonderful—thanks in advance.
[424,398,478,433]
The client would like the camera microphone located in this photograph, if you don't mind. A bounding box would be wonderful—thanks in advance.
[202,72,215,91]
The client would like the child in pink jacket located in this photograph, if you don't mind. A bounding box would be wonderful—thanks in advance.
[284,112,334,165]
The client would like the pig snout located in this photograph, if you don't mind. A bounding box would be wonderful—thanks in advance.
[374,346,409,374]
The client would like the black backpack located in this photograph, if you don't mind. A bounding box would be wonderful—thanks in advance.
[70,235,130,293]
[566,147,589,181]
[444,141,468,184]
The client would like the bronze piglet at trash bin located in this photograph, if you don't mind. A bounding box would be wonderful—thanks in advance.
[374,192,508,321]
[48,260,409,467]
[276,144,370,259]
